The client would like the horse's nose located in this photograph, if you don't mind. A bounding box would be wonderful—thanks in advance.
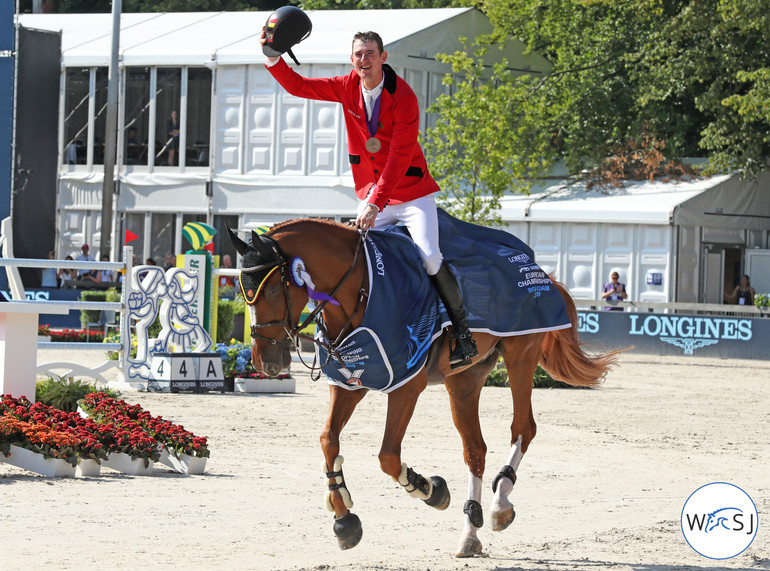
[264,362,283,378]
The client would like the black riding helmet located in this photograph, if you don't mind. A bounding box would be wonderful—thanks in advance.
[263,6,312,66]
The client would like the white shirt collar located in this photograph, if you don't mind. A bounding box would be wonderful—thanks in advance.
[362,75,385,99]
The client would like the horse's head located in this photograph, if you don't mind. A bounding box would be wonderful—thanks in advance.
[227,226,303,377]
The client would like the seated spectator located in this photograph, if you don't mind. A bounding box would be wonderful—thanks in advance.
[99,254,115,283]
[57,255,77,288]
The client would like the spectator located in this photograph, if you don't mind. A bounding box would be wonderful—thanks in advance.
[99,254,115,283]
[41,249,58,288]
[601,271,628,311]
[725,274,755,306]
[76,244,93,278]
[164,253,176,270]
[57,255,77,287]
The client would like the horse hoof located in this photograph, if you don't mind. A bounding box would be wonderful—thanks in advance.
[455,536,483,558]
[423,475,450,510]
[491,506,516,531]
[333,512,363,550]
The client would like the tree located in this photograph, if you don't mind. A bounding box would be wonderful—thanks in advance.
[639,0,770,177]
[481,0,770,179]
[422,45,554,224]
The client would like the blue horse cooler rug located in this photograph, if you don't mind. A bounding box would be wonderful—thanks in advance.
[316,209,571,393]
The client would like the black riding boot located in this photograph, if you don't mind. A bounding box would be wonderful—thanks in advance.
[430,261,478,369]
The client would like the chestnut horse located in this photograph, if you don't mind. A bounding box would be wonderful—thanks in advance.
[228,219,618,557]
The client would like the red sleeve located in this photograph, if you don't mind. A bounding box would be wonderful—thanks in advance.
[266,58,345,103]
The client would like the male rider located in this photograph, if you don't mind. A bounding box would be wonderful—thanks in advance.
[260,29,477,368]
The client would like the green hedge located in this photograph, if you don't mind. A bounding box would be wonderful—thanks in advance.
[486,358,573,388]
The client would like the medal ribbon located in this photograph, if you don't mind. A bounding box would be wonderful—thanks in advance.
[366,94,381,137]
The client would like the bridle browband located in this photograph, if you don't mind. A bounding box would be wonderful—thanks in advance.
[241,231,368,374]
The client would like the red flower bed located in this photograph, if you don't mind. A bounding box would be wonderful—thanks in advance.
[48,328,105,343]
[79,393,209,459]
[0,393,208,467]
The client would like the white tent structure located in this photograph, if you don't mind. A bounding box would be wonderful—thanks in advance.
[500,172,770,303]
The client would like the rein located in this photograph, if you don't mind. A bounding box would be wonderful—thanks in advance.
[244,230,368,375]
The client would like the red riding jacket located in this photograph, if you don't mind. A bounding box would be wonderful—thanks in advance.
[267,59,439,212]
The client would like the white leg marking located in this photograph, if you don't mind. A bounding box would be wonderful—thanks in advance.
[456,472,484,557]
[507,434,523,472]
[489,435,522,531]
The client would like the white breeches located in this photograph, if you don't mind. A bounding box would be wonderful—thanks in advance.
[359,193,443,275]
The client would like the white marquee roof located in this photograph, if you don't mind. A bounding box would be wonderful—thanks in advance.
[18,9,551,72]
[500,172,770,230]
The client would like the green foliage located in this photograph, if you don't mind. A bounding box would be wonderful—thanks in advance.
[105,287,121,303]
[485,362,509,387]
[532,365,572,389]
[217,299,237,343]
[482,0,770,179]
[484,359,572,388]
[35,377,121,413]
[79,289,108,327]
[755,293,769,308]
[423,43,554,224]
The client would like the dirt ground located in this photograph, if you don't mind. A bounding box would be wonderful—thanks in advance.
[0,349,768,571]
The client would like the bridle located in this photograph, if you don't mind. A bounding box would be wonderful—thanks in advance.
[241,231,369,374]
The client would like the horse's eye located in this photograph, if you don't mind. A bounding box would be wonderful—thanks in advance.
[266,284,280,298]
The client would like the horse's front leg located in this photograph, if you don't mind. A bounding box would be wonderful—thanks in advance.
[320,385,367,550]
[380,371,451,510]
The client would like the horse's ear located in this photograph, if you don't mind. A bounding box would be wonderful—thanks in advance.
[251,231,274,259]
[227,226,251,256]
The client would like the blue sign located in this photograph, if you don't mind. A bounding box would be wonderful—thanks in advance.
[578,309,770,360]
[646,272,662,286]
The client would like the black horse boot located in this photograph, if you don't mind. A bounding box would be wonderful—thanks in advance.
[430,261,478,368]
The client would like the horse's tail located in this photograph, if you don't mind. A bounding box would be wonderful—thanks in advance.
[539,279,623,388]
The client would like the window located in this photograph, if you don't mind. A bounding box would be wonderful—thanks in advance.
[187,68,212,167]
[64,65,213,170]
[123,212,144,266]
[124,67,151,166]
[150,213,174,264]
[214,214,238,260]
[63,68,90,165]
[156,68,181,166]
[93,68,108,164]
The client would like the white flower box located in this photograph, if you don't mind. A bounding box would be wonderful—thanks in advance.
[234,376,296,394]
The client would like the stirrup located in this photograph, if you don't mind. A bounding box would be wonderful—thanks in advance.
[449,333,477,368]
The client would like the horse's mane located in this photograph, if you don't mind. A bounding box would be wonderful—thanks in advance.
[268,217,353,235]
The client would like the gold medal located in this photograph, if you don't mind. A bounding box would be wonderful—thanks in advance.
[365,137,381,153]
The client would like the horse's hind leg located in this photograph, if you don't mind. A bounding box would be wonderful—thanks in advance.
[320,385,367,550]
[489,334,543,532]
[444,351,499,558]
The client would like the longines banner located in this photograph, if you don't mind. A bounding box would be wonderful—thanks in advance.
[577,310,770,360]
